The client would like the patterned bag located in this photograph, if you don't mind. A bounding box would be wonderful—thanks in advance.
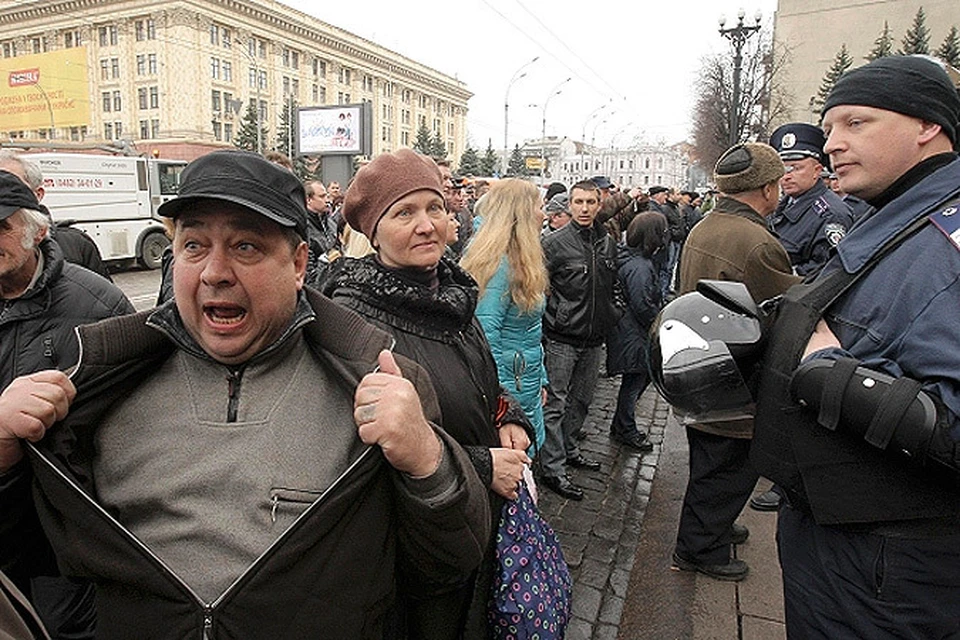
[489,480,572,639]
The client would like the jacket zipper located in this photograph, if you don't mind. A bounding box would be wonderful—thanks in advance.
[26,441,377,638]
[226,368,243,422]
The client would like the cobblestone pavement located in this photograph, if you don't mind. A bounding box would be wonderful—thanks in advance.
[536,375,669,640]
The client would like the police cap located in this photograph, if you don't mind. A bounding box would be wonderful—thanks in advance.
[770,123,827,165]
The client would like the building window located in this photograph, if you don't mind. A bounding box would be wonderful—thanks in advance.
[2,42,12,58]
[70,126,82,141]
[31,37,45,54]
[111,58,120,79]
[213,120,222,141]
[212,90,221,112]
[113,90,122,112]
[282,48,289,67]
[151,119,160,138]
[140,120,149,139]
[64,30,82,47]
[223,92,234,113]
[210,57,220,80]
[210,24,220,46]
[312,58,325,77]
[223,61,232,82]
[222,28,230,48]
[402,89,411,104]
[337,92,351,105]
[136,54,145,75]
[104,122,113,139]
[100,59,109,80]
[135,20,145,41]
[401,130,409,146]
[401,109,410,125]
[149,86,159,109]
[147,18,156,40]
[148,54,157,75]
[138,87,148,109]
[363,75,373,92]
[100,25,118,46]
[224,123,233,142]
[339,67,351,85]
[447,122,454,136]
[102,92,111,112]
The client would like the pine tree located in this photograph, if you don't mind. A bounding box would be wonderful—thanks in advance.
[413,123,432,155]
[507,145,528,177]
[813,44,853,112]
[898,7,931,55]
[274,96,308,178]
[458,145,481,176]
[430,131,447,160]
[936,25,960,68]
[235,100,269,154]
[865,21,894,61]
[480,139,499,177]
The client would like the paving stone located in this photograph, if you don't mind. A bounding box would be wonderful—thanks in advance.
[565,617,593,640]
[609,567,632,598]
[577,557,612,591]
[572,583,603,621]
[598,594,625,626]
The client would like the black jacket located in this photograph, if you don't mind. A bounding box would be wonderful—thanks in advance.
[542,220,621,347]
[606,245,661,375]
[0,289,489,639]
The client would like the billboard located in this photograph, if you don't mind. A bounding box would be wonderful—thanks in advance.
[0,47,90,130]
[296,103,372,156]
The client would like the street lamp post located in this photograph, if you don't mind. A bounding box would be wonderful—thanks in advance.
[588,117,610,177]
[29,81,56,138]
[504,56,538,177]
[540,77,571,186]
[581,103,609,179]
[719,10,762,147]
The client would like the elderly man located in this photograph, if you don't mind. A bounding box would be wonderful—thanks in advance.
[0,170,132,639]
[671,143,800,582]
[753,55,960,638]
[0,151,489,639]
[0,151,110,280]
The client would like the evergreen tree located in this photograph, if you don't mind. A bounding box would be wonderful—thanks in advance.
[507,145,528,177]
[235,99,269,154]
[898,7,931,55]
[458,145,481,176]
[413,123,432,155]
[813,44,853,112]
[430,131,447,160]
[480,139,499,176]
[274,96,309,178]
[936,25,960,68]
[865,21,894,61]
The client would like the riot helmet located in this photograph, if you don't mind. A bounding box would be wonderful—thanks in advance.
[649,280,765,423]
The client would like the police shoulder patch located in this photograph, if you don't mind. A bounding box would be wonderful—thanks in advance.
[824,222,846,247]
[930,204,960,251]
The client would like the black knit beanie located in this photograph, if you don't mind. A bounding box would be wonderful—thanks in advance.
[823,55,960,147]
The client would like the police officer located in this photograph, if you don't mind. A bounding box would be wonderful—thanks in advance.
[769,122,853,277]
[752,55,960,638]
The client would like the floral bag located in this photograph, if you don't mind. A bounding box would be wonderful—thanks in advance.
[488,480,572,639]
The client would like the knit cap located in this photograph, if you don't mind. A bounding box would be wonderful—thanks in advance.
[713,143,784,194]
[343,149,445,240]
[823,55,960,147]
[544,193,569,214]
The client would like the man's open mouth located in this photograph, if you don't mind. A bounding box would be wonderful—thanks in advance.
[204,305,247,326]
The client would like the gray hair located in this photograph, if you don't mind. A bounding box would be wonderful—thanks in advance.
[0,150,43,191]
[16,208,50,249]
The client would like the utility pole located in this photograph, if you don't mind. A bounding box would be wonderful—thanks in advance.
[719,10,762,147]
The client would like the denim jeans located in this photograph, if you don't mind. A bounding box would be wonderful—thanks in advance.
[659,241,679,299]
[610,371,650,440]
[540,337,601,478]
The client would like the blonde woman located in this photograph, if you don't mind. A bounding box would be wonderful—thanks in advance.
[462,179,549,450]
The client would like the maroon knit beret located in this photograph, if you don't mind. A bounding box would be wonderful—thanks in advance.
[343,149,445,240]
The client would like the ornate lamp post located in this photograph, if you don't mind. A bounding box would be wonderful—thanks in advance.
[719,10,762,147]
[503,56,538,176]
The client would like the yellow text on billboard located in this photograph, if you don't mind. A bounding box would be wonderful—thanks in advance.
[0,47,90,130]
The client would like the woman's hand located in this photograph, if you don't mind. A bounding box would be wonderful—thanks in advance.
[499,422,530,451]
[490,448,531,500]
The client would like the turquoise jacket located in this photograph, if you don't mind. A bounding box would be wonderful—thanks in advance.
[474,258,547,451]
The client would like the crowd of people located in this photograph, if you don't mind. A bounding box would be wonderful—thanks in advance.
[0,53,958,640]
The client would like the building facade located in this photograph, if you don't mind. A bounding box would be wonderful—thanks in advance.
[556,140,690,191]
[0,0,471,161]
[773,0,959,124]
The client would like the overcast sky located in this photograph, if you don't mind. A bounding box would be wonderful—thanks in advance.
[286,0,779,152]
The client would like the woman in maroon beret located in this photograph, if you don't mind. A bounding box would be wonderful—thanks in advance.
[322,149,535,640]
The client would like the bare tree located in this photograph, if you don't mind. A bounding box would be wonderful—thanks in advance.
[691,33,792,176]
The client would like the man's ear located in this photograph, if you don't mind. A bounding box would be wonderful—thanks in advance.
[918,120,944,145]
[293,240,309,288]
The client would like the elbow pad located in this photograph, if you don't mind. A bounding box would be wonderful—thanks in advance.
[790,358,937,462]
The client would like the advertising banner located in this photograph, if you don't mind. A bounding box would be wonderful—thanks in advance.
[297,104,367,155]
[0,47,90,130]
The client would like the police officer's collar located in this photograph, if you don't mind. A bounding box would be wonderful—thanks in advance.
[866,152,958,210]
[781,181,828,222]
[836,155,960,273]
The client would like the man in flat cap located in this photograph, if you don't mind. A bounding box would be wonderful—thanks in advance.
[0,170,132,639]
[670,143,800,582]
[0,150,489,638]
[753,55,960,637]
[768,122,854,279]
